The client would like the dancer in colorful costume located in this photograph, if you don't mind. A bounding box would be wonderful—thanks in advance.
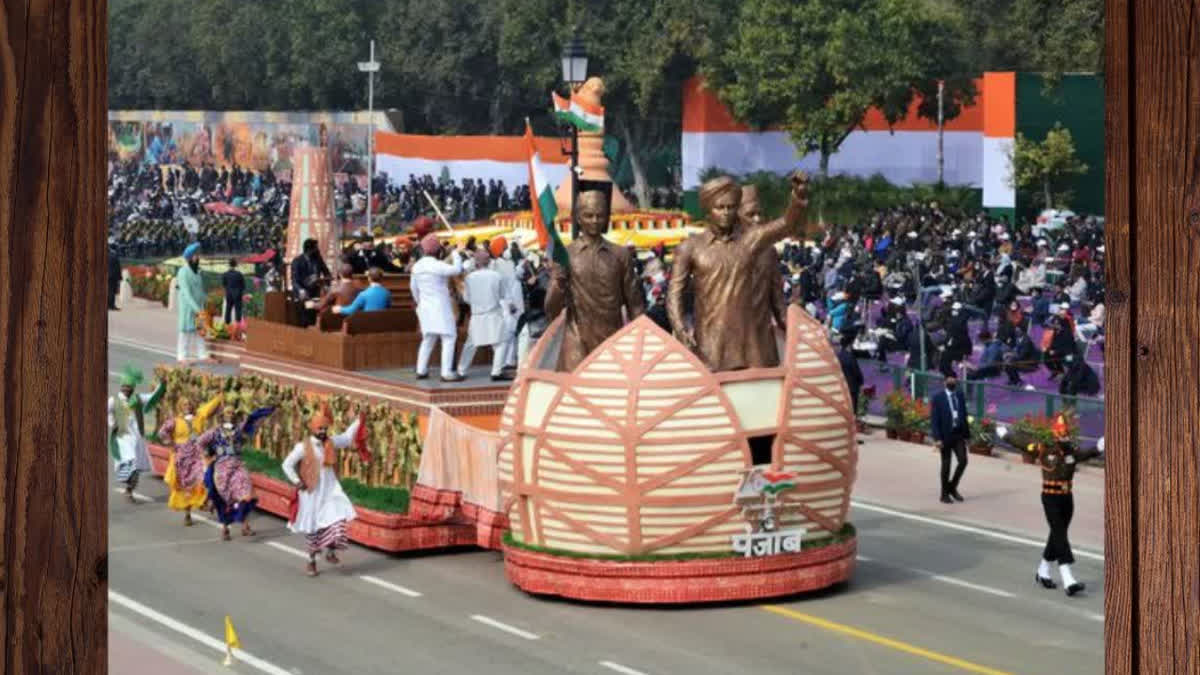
[158,391,224,526]
[282,405,367,577]
[1033,414,1102,597]
[108,366,166,502]
[202,403,276,541]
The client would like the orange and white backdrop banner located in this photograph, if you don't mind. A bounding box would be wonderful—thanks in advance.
[374,131,569,190]
[680,77,986,190]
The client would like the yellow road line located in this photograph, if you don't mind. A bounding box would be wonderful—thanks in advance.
[760,605,1013,675]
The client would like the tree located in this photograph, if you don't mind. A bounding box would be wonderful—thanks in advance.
[952,0,1103,77]
[1007,122,1088,210]
[700,0,976,177]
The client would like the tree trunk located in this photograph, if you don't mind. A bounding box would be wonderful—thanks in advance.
[619,119,651,209]
[1043,176,1053,209]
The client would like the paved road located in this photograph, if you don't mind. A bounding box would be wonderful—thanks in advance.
[107,338,1104,675]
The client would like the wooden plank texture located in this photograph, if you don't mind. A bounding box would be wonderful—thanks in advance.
[1109,1,1200,672]
[1104,1,1134,672]
[0,1,108,673]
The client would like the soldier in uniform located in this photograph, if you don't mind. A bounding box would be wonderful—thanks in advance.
[1033,415,1103,596]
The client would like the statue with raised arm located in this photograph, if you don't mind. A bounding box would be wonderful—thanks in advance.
[667,172,810,371]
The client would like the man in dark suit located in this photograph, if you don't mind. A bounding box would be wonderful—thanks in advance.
[836,332,864,418]
[930,374,970,503]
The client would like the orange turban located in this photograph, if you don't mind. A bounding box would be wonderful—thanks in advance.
[308,412,331,434]
[489,236,508,258]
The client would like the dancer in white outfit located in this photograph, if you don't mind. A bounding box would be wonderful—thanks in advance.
[282,408,365,577]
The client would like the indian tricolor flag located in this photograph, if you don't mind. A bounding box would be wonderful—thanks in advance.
[760,470,798,496]
[524,121,569,267]
[552,91,604,132]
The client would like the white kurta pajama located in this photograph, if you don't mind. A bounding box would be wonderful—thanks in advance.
[410,252,464,378]
[282,419,361,554]
[457,266,511,377]
[492,256,523,367]
[107,384,165,488]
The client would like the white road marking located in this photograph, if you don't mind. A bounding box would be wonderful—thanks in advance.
[1087,613,1104,622]
[359,575,423,598]
[266,541,310,560]
[109,336,177,358]
[856,554,1015,598]
[600,661,651,675]
[923,572,1015,598]
[115,489,155,503]
[109,589,295,675]
[851,500,1104,562]
[470,614,540,640]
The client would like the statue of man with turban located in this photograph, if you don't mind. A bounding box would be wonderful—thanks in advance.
[667,172,810,371]
[545,180,645,371]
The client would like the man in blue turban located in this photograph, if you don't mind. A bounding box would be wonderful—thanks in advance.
[175,242,212,364]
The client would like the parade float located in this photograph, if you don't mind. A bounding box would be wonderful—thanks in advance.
[496,306,858,604]
[140,79,858,605]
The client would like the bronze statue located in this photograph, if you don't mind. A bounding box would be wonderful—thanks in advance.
[740,185,788,366]
[545,181,646,371]
[667,172,810,371]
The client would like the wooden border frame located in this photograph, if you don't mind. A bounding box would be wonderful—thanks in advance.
[1,1,108,671]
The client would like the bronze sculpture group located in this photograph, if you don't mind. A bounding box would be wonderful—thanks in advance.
[547,172,811,372]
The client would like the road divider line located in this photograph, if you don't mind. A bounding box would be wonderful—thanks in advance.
[266,541,310,560]
[925,573,1015,598]
[109,336,178,359]
[110,589,294,675]
[470,614,540,640]
[850,500,1104,562]
[600,661,650,675]
[359,575,423,598]
[856,554,1015,599]
[761,605,1012,675]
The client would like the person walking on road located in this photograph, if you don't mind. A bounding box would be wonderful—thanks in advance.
[282,407,365,577]
[929,374,970,504]
[1033,416,1102,597]
[108,366,166,503]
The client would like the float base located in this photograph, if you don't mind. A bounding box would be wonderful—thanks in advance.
[502,537,856,604]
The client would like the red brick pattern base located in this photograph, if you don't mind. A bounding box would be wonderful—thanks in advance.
[145,443,477,553]
[502,537,856,604]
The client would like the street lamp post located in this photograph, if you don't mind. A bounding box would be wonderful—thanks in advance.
[358,40,380,236]
[560,34,588,239]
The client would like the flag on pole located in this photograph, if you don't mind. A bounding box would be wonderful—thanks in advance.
[224,615,241,650]
[524,121,569,268]
[552,92,604,132]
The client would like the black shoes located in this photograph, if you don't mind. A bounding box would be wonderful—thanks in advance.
[441,374,464,383]
[491,373,514,382]
[1066,582,1085,597]
[949,490,964,502]
[415,372,429,380]
[940,494,954,504]
[1035,574,1057,589]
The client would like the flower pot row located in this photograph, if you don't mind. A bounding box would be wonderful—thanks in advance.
[885,428,927,444]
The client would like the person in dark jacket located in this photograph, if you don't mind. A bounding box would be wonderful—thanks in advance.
[1004,328,1041,387]
[645,286,672,334]
[290,239,331,327]
[967,332,1005,382]
[836,333,864,419]
[930,374,970,503]
[108,239,122,310]
[1059,354,1100,397]
[1030,287,1051,326]
[222,258,246,325]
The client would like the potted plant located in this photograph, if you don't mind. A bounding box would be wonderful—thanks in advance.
[903,397,930,444]
[968,410,998,456]
[1009,411,1080,464]
[883,390,908,439]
